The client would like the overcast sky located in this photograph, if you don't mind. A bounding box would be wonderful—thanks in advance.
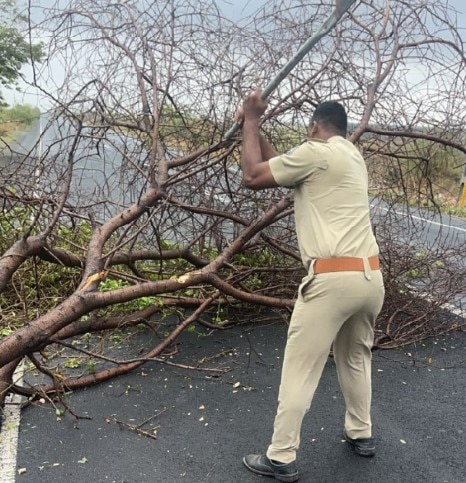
[219,0,465,27]
[3,0,465,107]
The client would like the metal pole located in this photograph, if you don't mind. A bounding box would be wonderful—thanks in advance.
[224,0,357,140]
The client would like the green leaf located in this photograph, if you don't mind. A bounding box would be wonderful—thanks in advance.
[64,357,82,369]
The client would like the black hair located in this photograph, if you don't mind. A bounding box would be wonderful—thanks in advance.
[311,101,347,136]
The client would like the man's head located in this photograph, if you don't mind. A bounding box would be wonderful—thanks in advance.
[308,101,347,140]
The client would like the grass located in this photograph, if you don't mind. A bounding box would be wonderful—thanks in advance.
[445,205,466,218]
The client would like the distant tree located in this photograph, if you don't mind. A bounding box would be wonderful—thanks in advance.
[0,103,40,124]
[0,0,43,106]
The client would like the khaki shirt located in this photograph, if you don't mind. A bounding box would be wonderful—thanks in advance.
[269,136,379,271]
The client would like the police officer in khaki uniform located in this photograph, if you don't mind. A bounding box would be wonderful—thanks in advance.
[236,89,385,482]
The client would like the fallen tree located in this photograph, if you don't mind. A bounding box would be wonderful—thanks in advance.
[1,0,465,411]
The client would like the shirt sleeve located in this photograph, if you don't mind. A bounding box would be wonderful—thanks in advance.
[268,140,329,187]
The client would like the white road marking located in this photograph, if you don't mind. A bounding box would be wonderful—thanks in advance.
[0,364,25,483]
[371,204,466,233]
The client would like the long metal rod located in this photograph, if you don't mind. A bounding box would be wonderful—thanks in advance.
[224,0,357,140]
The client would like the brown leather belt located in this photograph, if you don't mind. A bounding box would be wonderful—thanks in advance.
[314,256,380,274]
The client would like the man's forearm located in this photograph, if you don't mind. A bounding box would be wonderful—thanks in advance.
[259,134,279,160]
[240,119,279,189]
[241,118,263,180]
[238,89,279,190]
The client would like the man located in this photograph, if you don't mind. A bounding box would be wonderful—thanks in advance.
[236,89,385,482]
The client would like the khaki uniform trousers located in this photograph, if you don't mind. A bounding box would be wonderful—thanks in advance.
[266,269,385,464]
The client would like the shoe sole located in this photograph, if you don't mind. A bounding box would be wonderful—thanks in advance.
[242,457,299,482]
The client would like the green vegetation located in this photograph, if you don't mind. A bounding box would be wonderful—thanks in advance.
[0,24,43,105]
[0,0,44,106]
[158,104,219,151]
[0,209,81,336]
[0,207,299,340]
[368,136,466,218]
[0,104,40,125]
[444,205,466,218]
[0,0,43,143]
[0,104,41,144]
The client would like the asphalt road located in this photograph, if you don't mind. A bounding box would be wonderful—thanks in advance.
[5,321,465,483]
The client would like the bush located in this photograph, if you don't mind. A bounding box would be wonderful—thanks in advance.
[0,103,40,126]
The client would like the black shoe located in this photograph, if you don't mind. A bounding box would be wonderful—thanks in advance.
[243,454,299,482]
[343,430,376,457]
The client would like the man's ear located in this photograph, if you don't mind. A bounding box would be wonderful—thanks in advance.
[308,121,318,138]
